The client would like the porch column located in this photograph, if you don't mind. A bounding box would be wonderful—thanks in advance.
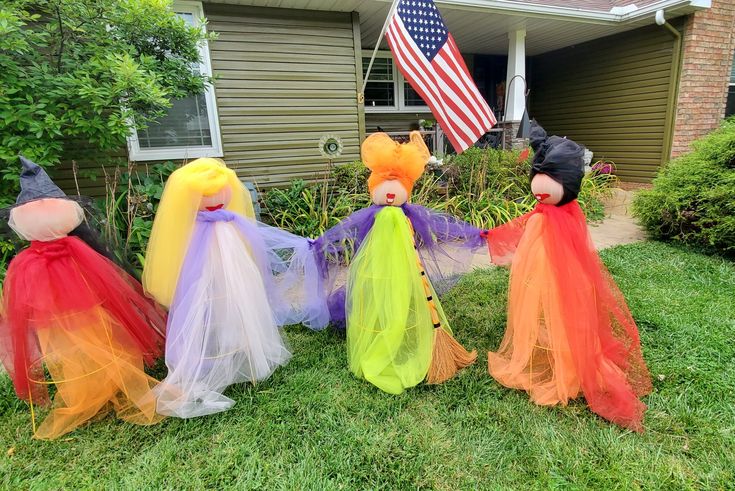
[503,29,527,149]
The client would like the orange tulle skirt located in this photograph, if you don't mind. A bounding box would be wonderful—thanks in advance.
[31,307,162,439]
[486,202,652,431]
[1,236,166,439]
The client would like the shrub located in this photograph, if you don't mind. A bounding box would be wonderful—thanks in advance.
[439,147,613,226]
[262,174,370,238]
[0,0,212,206]
[0,238,16,283]
[262,147,615,237]
[443,146,531,201]
[332,160,370,195]
[633,119,735,255]
[99,161,178,274]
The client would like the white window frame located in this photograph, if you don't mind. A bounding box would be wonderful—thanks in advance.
[127,0,223,161]
[726,49,735,118]
[362,50,430,113]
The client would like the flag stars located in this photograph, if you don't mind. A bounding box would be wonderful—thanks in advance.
[396,0,448,60]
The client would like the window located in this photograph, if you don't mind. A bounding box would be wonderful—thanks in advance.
[363,57,395,107]
[127,1,222,161]
[362,52,429,112]
[727,49,735,118]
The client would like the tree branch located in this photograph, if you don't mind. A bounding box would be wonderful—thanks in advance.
[54,3,65,72]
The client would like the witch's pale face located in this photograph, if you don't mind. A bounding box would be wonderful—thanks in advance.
[531,173,564,205]
[9,198,84,241]
[199,185,232,210]
[371,180,409,206]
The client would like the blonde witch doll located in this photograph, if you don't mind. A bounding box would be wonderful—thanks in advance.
[143,158,327,418]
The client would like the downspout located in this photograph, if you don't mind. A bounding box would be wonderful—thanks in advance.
[657,9,683,165]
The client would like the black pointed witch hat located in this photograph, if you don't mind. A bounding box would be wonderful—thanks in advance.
[14,155,68,205]
[1,155,91,220]
[0,156,128,272]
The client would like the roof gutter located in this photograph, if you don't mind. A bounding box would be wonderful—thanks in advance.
[657,8,684,165]
[429,0,710,25]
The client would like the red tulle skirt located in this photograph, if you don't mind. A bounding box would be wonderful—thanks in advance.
[486,201,652,431]
[0,236,166,439]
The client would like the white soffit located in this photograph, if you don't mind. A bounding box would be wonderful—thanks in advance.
[202,0,710,55]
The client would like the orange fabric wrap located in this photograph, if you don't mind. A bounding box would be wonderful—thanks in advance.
[362,131,430,194]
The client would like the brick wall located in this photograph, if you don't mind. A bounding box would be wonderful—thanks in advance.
[671,0,735,158]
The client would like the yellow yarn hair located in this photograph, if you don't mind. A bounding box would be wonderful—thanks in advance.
[363,131,430,195]
[142,158,254,307]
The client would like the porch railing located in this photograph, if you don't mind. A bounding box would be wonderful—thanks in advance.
[385,125,507,154]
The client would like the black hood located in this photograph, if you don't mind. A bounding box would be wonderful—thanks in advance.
[529,121,585,206]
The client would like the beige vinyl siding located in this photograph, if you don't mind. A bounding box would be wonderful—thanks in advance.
[530,23,679,182]
[51,144,127,198]
[205,4,362,187]
[51,4,363,197]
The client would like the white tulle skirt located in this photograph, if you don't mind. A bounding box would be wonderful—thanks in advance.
[155,221,291,418]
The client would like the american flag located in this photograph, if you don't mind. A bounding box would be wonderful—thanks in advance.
[385,0,497,152]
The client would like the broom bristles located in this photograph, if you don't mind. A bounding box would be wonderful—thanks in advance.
[426,327,477,384]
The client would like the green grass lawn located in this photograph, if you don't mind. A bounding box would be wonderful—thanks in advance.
[2,241,734,489]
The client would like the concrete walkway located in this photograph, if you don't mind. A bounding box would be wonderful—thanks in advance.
[469,188,646,268]
[588,188,647,250]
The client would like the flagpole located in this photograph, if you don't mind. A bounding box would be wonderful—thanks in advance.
[360,0,401,95]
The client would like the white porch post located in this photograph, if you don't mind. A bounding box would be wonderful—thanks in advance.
[503,29,527,148]
[505,29,526,122]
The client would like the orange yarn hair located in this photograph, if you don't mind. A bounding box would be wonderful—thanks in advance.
[362,131,430,195]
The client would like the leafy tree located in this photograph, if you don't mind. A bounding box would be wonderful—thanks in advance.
[0,0,213,205]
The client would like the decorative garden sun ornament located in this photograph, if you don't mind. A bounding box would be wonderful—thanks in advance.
[0,156,167,439]
[484,121,652,432]
[318,134,343,159]
[311,132,486,394]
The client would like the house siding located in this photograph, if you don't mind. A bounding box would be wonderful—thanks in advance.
[51,144,127,198]
[530,23,679,182]
[52,4,363,196]
[204,3,362,187]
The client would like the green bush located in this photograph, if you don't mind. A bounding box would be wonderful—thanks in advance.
[262,147,615,237]
[0,0,212,206]
[262,170,371,238]
[99,161,178,274]
[443,146,531,200]
[633,118,735,255]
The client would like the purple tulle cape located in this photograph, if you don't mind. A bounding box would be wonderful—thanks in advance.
[310,203,485,327]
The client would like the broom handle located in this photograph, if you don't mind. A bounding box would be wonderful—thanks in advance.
[407,218,442,329]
